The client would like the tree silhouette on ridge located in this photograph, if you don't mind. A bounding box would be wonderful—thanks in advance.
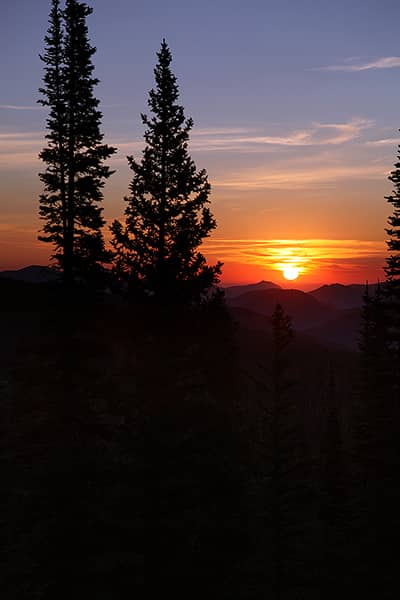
[111,40,222,303]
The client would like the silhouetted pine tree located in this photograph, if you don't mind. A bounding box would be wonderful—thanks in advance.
[39,0,116,287]
[376,139,400,595]
[111,40,221,302]
[384,139,400,396]
[353,143,400,594]
[38,0,67,274]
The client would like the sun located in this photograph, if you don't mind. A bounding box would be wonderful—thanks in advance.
[283,266,300,281]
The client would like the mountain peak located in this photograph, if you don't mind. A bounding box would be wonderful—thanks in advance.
[224,280,281,299]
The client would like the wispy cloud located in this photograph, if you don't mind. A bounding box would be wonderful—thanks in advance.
[0,118,383,182]
[0,222,39,235]
[105,119,373,164]
[366,137,400,147]
[213,163,387,191]
[0,131,43,167]
[0,104,43,111]
[189,118,373,152]
[313,56,400,72]
[203,238,386,277]
[0,131,42,140]
[193,127,254,136]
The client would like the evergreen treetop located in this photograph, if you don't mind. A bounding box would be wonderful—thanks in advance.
[111,39,222,302]
[383,137,400,395]
[385,137,400,289]
[39,0,116,287]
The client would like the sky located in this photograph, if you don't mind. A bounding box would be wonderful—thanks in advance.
[1,0,400,288]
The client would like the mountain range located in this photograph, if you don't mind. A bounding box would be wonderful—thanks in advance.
[0,267,367,350]
[224,280,369,350]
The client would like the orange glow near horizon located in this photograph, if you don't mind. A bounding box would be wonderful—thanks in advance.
[1,230,387,290]
[203,238,387,288]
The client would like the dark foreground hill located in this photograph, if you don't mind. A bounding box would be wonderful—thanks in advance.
[0,271,366,350]
[1,279,397,599]
[304,308,361,350]
[0,264,59,284]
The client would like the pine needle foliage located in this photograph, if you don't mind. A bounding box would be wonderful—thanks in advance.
[384,138,400,396]
[38,0,116,287]
[385,139,400,287]
[111,40,222,303]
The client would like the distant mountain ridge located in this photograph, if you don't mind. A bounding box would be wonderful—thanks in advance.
[0,265,59,284]
[224,280,367,350]
[310,282,377,309]
[223,280,281,299]
[227,288,334,330]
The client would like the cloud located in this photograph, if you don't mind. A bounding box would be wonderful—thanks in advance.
[189,118,373,151]
[0,132,43,167]
[213,163,386,191]
[0,104,43,111]
[107,119,373,162]
[366,137,400,147]
[0,131,42,139]
[0,222,39,235]
[308,118,373,145]
[94,121,365,160]
[191,129,310,150]
[313,56,400,72]
[202,238,386,276]
[192,127,254,136]
[0,118,381,182]
[0,116,370,168]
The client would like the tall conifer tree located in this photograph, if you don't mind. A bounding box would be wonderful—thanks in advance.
[352,145,400,593]
[111,40,221,302]
[384,138,400,394]
[38,0,67,274]
[385,139,400,290]
[39,0,116,287]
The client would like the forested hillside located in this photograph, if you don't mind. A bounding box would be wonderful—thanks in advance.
[1,279,398,598]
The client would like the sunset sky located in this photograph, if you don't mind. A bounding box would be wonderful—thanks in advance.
[1,0,400,287]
